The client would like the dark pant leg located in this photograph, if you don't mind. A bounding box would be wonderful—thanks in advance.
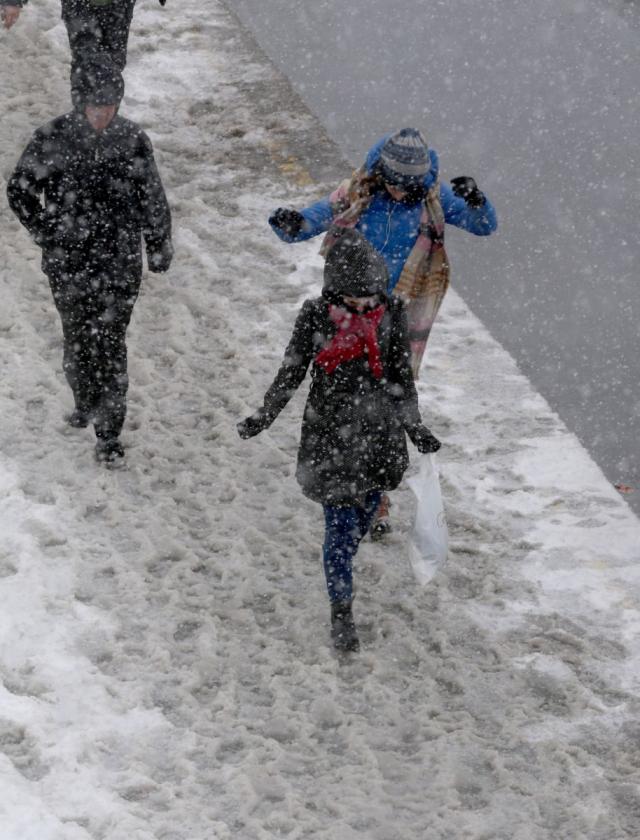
[97,0,136,69]
[322,491,383,603]
[90,269,139,440]
[66,1,136,104]
[67,14,104,108]
[48,269,103,414]
[47,264,139,436]
[357,491,384,537]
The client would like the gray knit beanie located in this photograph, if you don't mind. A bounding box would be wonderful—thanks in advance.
[378,127,430,187]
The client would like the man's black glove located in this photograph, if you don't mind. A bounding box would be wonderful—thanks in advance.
[450,176,486,209]
[237,409,270,440]
[159,0,166,6]
[269,207,305,238]
[31,212,63,250]
[406,424,441,454]
[147,240,173,273]
[32,225,55,250]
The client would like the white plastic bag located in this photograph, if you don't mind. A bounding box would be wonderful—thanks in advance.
[406,454,448,585]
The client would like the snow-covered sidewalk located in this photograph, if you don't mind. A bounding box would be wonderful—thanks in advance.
[1,2,639,838]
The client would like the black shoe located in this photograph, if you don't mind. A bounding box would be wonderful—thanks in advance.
[95,438,125,464]
[66,409,91,428]
[331,600,360,653]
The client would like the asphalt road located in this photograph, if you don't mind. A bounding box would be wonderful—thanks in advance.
[224,0,640,513]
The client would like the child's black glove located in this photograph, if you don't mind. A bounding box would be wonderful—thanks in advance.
[269,208,304,238]
[406,424,441,453]
[450,176,486,209]
[237,410,270,439]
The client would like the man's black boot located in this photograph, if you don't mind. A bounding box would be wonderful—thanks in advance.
[95,437,125,464]
[66,409,91,428]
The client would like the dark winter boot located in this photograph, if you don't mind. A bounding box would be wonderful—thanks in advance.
[66,408,91,428]
[331,600,360,653]
[369,493,392,541]
[95,437,125,464]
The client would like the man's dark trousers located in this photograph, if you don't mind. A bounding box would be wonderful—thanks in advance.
[47,256,140,441]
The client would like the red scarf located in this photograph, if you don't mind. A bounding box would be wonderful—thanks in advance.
[315,304,386,379]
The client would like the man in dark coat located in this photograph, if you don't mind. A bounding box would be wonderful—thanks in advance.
[238,229,440,652]
[1,0,166,103]
[7,58,173,463]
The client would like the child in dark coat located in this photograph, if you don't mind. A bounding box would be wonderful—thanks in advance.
[237,230,440,652]
[269,127,496,539]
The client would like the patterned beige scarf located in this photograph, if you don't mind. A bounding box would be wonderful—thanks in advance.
[320,167,450,378]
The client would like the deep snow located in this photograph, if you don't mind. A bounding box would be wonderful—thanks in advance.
[0,2,639,839]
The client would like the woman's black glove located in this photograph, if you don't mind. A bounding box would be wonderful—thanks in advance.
[450,176,486,209]
[237,409,270,439]
[269,207,305,238]
[406,424,441,453]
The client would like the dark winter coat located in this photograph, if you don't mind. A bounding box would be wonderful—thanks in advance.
[7,110,172,278]
[258,294,422,506]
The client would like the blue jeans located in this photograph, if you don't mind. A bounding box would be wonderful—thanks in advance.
[322,491,382,604]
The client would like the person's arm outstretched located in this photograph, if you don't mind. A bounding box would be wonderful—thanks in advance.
[238,301,316,438]
[440,176,497,236]
[268,194,336,243]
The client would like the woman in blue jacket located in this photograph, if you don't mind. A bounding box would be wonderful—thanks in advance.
[269,127,497,537]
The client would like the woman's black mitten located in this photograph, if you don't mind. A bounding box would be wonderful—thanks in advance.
[450,176,486,209]
[269,208,305,237]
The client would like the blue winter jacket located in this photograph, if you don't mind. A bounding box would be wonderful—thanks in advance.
[270,135,498,292]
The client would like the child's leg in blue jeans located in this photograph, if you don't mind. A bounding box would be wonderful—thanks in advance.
[322,491,382,603]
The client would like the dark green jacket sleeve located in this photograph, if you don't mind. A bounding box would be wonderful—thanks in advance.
[260,300,316,425]
[7,131,50,246]
[135,131,173,268]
